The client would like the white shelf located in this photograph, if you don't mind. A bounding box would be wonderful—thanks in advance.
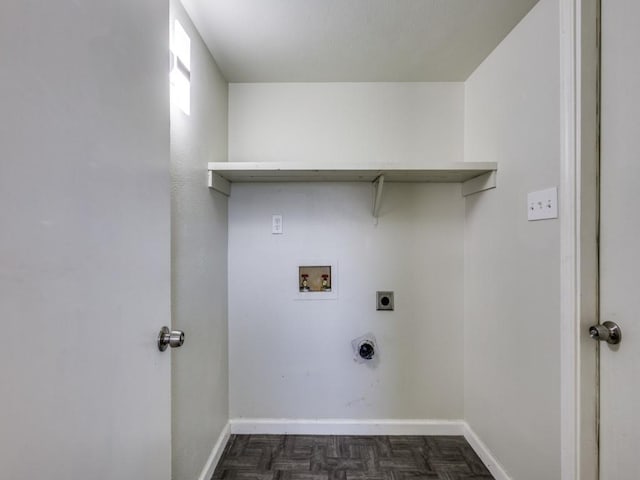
[207,161,497,183]
[207,161,498,217]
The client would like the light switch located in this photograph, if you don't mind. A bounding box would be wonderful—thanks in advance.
[528,187,558,221]
[272,214,283,234]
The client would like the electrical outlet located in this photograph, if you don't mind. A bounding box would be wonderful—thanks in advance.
[376,291,394,311]
[528,187,558,221]
[272,214,283,234]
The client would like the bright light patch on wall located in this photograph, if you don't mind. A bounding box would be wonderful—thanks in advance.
[170,20,191,115]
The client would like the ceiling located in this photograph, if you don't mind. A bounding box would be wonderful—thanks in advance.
[181,0,540,82]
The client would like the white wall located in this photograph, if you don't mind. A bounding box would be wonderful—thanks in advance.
[170,2,229,480]
[229,83,464,165]
[228,83,466,421]
[229,182,464,420]
[463,0,560,478]
[0,1,171,479]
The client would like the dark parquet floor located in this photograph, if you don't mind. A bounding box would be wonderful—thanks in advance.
[212,435,494,480]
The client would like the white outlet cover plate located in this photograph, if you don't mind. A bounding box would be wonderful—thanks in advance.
[528,187,558,221]
[272,214,283,234]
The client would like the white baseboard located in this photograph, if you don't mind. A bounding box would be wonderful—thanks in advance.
[463,423,512,480]
[198,421,231,480]
[229,418,465,436]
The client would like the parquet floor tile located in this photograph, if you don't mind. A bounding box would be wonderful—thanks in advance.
[212,435,494,480]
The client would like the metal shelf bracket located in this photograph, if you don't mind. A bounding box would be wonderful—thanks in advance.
[373,174,385,218]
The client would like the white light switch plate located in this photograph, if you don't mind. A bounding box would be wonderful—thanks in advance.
[272,214,283,234]
[528,187,558,221]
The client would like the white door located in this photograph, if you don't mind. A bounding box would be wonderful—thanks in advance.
[0,1,172,479]
[599,0,640,478]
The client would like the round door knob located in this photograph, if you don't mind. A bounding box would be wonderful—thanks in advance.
[589,321,621,345]
[157,326,185,351]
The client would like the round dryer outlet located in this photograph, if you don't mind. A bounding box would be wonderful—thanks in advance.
[376,291,394,311]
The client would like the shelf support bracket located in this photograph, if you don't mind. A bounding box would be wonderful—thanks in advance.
[462,171,497,197]
[208,171,231,196]
[373,174,385,218]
